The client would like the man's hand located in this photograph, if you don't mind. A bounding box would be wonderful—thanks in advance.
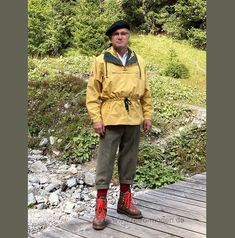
[93,121,105,136]
[143,119,152,133]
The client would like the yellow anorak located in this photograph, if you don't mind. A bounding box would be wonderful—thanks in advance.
[86,46,153,126]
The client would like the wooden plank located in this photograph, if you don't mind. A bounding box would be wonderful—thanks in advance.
[132,198,206,222]
[80,214,177,238]
[59,217,136,238]
[108,208,206,238]
[31,226,84,238]
[108,203,206,235]
[191,174,206,181]
[156,187,206,202]
[135,193,206,214]
[143,190,206,207]
[135,204,205,234]
[173,181,206,191]
[164,184,206,196]
[184,178,207,185]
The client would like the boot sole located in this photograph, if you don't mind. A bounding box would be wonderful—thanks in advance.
[93,223,106,230]
[117,208,143,219]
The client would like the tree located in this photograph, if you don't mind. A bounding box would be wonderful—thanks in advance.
[28,0,76,56]
[73,0,124,56]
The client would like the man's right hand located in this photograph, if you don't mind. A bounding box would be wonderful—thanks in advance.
[93,121,105,136]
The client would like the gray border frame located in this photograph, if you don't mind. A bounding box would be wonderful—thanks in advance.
[207,0,235,237]
[1,0,235,237]
[0,1,28,237]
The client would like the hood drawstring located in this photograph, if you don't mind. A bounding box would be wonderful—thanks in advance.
[124,97,132,113]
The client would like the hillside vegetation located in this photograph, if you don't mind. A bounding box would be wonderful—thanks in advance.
[28,34,206,189]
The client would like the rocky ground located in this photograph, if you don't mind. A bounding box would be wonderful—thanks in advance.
[28,149,143,236]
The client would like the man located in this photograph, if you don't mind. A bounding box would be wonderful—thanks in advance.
[86,20,153,230]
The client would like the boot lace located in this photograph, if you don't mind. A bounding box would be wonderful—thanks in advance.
[123,192,137,211]
[96,198,107,221]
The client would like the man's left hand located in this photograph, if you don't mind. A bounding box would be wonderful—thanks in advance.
[143,119,152,133]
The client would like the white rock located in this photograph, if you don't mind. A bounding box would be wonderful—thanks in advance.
[28,193,37,206]
[64,103,71,109]
[28,174,40,183]
[52,150,60,156]
[36,203,48,210]
[49,136,57,145]
[90,191,97,198]
[31,149,43,155]
[38,176,49,184]
[28,184,34,193]
[35,195,45,204]
[39,138,48,147]
[72,191,81,200]
[71,212,79,218]
[30,161,47,173]
[64,202,75,214]
[78,180,84,185]
[68,166,78,175]
[49,193,60,206]
[84,172,95,186]
[67,178,77,188]
[45,183,60,192]
[28,154,44,160]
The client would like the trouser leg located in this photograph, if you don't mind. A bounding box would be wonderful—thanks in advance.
[118,125,141,185]
[95,126,124,189]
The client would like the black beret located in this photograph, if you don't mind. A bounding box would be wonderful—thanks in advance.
[105,20,130,36]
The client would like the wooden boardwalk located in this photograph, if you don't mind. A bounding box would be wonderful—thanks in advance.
[31,172,206,238]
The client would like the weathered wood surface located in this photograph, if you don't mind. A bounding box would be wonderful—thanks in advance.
[31,172,206,238]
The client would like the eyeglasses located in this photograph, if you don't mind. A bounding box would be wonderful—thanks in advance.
[112,31,129,37]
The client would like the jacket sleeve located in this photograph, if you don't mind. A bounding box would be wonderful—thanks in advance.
[86,58,103,123]
[140,61,154,120]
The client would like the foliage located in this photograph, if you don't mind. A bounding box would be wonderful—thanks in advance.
[62,129,98,164]
[187,28,206,50]
[134,122,206,188]
[134,142,183,188]
[164,49,190,79]
[121,0,144,31]
[28,0,76,56]
[134,159,183,188]
[28,55,92,81]
[73,0,124,56]
[28,73,97,164]
[163,0,206,49]
[163,124,206,174]
[121,0,206,49]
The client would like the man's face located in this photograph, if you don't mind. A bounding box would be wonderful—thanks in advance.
[110,28,129,49]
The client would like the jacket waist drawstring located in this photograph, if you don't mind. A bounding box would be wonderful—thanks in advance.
[124,97,132,113]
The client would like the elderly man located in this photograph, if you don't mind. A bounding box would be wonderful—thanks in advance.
[86,20,153,230]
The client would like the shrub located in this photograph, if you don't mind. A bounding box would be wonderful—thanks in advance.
[164,49,189,79]
[164,62,190,79]
[187,28,206,50]
[134,160,183,189]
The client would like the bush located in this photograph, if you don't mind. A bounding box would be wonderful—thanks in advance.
[164,62,190,79]
[164,49,189,79]
[187,28,206,50]
[134,160,183,189]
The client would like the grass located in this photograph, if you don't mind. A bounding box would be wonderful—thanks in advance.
[130,34,206,105]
